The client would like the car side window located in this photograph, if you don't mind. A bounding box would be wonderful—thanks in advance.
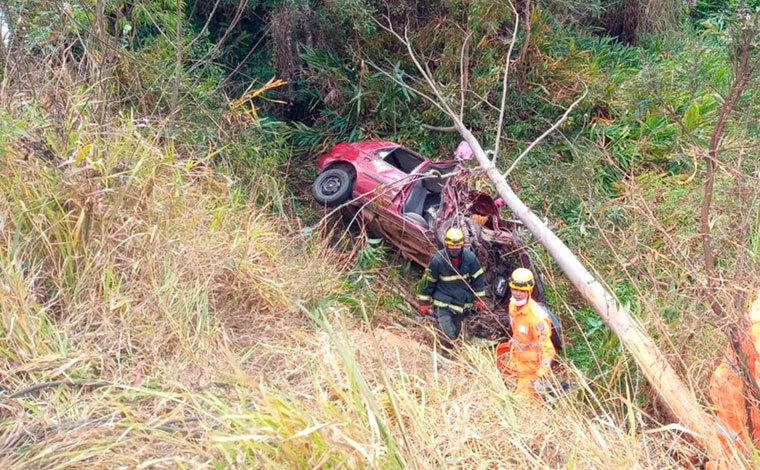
[376,147,425,174]
[374,149,393,159]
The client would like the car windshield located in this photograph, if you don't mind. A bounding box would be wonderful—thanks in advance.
[375,147,424,173]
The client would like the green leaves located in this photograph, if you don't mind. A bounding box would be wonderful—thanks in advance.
[682,102,702,131]
[679,93,721,146]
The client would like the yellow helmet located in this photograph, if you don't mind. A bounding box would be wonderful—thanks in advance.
[509,268,535,291]
[444,228,465,247]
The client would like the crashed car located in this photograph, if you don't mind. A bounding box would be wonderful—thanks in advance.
[312,140,560,348]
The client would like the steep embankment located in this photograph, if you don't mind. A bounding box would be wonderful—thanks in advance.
[0,108,705,469]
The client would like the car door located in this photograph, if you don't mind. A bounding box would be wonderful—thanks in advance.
[363,169,438,266]
[352,147,408,203]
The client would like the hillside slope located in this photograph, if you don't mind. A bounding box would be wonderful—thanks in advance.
[0,105,705,469]
[2,1,760,468]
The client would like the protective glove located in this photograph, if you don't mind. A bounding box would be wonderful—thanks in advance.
[417,304,430,315]
[535,357,553,378]
[531,377,551,394]
[474,299,486,311]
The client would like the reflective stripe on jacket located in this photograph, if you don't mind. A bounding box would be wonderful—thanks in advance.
[416,248,485,310]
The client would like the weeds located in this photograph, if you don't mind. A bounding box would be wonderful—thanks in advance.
[0,79,719,468]
[4,1,760,468]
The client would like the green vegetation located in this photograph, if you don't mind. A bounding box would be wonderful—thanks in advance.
[1,0,760,468]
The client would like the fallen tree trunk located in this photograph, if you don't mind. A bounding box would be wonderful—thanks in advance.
[455,125,724,458]
[375,18,724,460]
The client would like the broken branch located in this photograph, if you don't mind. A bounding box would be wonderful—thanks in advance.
[493,0,520,165]
[421,124,458,132]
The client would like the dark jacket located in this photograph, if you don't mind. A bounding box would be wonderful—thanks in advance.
[416,248,485,312]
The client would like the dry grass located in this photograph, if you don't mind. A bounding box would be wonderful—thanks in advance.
[0,91,722,469]
[3,4,756,467]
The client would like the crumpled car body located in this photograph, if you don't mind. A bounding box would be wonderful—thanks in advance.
[313,141,558,344]
[315,141,456,265]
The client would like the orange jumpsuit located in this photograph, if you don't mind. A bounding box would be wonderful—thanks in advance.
[706,292,760,470]
[496,298,556,401]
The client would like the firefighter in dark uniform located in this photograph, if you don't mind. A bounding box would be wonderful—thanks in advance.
[416,227,486,346]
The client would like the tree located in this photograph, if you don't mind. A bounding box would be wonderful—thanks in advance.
[700,4,760,445]
[701,5,760,315]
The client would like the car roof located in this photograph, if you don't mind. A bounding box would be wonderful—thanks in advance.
[347,141,403,152]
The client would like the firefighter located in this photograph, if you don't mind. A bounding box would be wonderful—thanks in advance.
[416,227,486,347]
[706,292,760,470]
[495,267,556,401]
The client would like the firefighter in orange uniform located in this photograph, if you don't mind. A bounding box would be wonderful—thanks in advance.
[495,268,556,401]
[706,291,760,470]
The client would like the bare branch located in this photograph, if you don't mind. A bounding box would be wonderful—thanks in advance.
[492,0,520,165]
[421,124,457,132]
[375,19,461,123]
[466,89,501,112]
[219,27,270,87]
[373,17,467,123]
[186,0,247,75]
[366,58,449,116]
[503,81,588,178]
[134,0,175,46]
[458,32,472,121]
[186,0,222,49]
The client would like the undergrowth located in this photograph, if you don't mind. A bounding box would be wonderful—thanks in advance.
[0,81,717,469]
[3,1,760,468]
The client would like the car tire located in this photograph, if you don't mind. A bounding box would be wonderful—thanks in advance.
[402,212,428,229]
[539,303,563,354]
[312,167,353,207]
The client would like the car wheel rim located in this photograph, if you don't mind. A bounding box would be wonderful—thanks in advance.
[321,176,342,196]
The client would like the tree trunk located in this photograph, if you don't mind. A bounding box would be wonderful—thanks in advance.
[701,23,752,317]
[455,125,725,460]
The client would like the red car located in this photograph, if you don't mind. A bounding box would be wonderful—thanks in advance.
[313,141,458,264]
[312,140,560,345]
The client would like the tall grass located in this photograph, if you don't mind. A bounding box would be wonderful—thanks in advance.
[4,2,760,467]
[0,93,726,469]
